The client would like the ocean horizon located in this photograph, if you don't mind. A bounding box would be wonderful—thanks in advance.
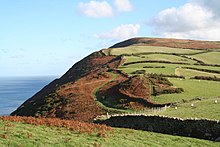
[0,76,57,116]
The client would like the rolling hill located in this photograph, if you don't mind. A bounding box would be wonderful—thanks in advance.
[11,37,220,121]
[3,37,220,145]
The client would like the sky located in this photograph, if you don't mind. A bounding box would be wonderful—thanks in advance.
[0,0,220,77]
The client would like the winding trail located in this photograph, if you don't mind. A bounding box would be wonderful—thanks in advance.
[92,72,128,113]
[93,72,169,116]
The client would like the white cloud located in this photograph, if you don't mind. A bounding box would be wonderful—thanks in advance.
[150,0,220,40]
[77,1,113,18]
[77,0,134,18]
[192,0,220,17]
[95,24,140,41]
[114,0,133,12]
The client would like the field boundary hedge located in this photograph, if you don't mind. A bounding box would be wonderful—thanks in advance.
[191,76,220,82]
[123,60,190,66]
[182,67,220,74]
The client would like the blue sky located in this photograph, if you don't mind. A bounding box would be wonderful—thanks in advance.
[0,0,219,77]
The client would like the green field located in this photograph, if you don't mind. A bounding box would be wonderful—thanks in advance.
[156,98,220,120]
[120,63,220,77]
[1,119,219,147]
[188,52,220,64]
[152,78,220,103]
[110,46,203,55]
[123,54,196,64]
[120,63,176,75]
[113,45,220,121]
[176,68,220,78]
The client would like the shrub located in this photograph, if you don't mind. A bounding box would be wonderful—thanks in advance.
[131,70,146,74]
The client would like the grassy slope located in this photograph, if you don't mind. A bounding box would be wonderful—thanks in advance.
[176,68,220,78]
[1,120,219,147]
[112,45,220,120]
[120,63,177,75]
[188,52,220,64]
[124,54,196,64]
[110,46,202,55]
[156,98,220,120]
[151,78,220,104]
[120,63,220,77]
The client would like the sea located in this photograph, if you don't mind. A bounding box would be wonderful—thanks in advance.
[0,76,57,116]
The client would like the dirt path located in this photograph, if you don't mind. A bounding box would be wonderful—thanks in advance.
[175,67,181,76]
[92,72,128,113]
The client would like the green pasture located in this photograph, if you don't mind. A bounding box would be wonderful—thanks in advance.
[110,46,203,55]
[1,120,219,147]
[176,68,220,78]
[151,78,220,104]
[156,97,220,120]
[116,48,220,121]
[124,54,196,64]
[188,52,220,65]
[120,55,220,77]
[119,63,178,75]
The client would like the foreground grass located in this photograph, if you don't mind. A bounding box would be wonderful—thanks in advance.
[0,119,220,147]
[0,120,106,146]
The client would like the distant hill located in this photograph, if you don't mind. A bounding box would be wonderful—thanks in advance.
[11,37,220,122]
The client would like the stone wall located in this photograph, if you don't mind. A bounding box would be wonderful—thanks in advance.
[95,115,220,141]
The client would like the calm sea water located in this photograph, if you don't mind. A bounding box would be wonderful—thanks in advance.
[0,76,57,116]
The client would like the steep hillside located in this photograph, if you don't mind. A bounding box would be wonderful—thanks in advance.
[11,37,220,121]
[11,52,125,121]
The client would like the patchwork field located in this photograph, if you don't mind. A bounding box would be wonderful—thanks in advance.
[111,43,220,120]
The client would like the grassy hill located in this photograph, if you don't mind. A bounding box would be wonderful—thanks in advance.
[109,39,220,120]
[8,37,220,146]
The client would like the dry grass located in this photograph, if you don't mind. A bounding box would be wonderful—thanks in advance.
[0,116,112,134]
